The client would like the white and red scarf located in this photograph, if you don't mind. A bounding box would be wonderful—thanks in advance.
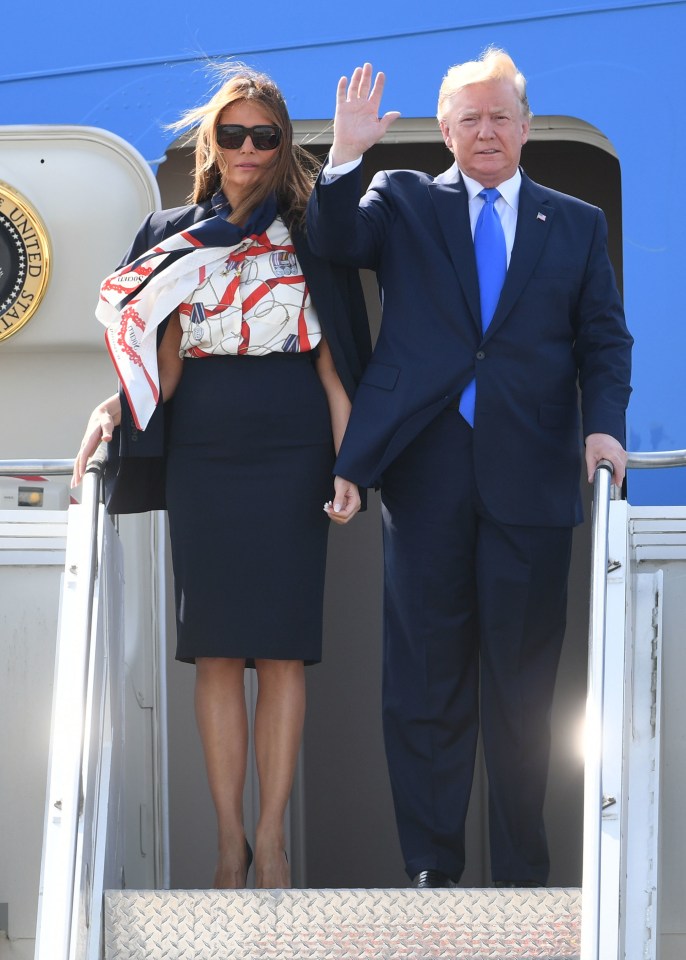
[178,215,319,360]
[96,195,278,430]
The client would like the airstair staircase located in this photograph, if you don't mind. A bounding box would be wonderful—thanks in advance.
[2,448,682,959]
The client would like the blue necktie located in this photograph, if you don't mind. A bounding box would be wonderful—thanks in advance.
[459,188,507,426]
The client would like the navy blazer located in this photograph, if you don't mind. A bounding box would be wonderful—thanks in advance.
[105,199,371,514]
[307,163,633,527]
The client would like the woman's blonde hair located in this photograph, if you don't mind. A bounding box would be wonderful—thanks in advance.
[170,62,320,227]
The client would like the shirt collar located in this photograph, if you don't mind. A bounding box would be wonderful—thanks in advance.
[459,167,522,212]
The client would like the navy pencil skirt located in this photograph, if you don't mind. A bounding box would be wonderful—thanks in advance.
[165,352,334,665]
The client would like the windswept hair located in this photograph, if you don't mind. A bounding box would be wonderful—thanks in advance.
[169,61,320,227]
[437,47,532,122]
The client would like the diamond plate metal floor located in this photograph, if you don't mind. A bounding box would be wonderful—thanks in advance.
[104,887,581,959]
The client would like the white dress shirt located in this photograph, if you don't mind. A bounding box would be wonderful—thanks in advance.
[459,168,521,267]
[324,156,521,267]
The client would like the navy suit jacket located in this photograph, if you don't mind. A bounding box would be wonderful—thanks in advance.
[307,162,632,527]
[105,198,371,513]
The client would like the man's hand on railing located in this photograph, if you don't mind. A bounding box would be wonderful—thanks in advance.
[71,393,121,488]
[585,433,628,486]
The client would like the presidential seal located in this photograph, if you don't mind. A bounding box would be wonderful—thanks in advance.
[0,182,51,342]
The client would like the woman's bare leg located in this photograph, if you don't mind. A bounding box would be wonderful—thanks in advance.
[194,657,251,888]
[253,658,306,888]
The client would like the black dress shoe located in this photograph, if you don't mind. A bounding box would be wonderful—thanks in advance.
[493,880,542,888]
[413,869,454,888]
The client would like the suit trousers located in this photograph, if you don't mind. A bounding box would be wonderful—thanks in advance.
[379,407,573,883]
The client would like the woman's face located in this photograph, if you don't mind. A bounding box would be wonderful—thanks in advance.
[215,100,281,206]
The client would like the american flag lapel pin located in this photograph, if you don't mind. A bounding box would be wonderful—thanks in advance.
[537,212,547,221]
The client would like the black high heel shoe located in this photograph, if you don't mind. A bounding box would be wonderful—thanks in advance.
[244,840,254,884]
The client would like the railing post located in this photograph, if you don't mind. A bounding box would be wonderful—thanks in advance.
[580,458,614,960]
[33,447,107,960]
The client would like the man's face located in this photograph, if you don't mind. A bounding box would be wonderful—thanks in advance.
[439,78,530,187]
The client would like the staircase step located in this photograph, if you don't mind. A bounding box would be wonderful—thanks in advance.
[104,887,581,959]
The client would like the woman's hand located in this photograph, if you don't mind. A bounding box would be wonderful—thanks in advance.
[71,393,121,488]
[324,476,361,525]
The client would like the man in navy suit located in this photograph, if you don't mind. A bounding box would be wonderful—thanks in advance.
[307,49,632,887]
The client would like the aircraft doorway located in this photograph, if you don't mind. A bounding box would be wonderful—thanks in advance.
[155,118,624,890]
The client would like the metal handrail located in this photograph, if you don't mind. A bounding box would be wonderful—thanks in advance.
[581,458,614,960]
[27,445,108,960]
[0,459,75,476]
[627,448,686,469]
[2,446,685,476]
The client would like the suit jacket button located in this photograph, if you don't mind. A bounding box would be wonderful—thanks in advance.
[476,350,486,360]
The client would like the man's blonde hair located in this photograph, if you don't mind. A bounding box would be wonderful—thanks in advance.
[437,47,532,122]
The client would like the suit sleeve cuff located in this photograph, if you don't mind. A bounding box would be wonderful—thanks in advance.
[322,154,363,183]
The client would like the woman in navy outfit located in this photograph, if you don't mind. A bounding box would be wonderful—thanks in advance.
[72,64,370,890]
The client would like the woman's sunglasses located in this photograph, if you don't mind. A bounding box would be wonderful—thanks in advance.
[216,124,282,151]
